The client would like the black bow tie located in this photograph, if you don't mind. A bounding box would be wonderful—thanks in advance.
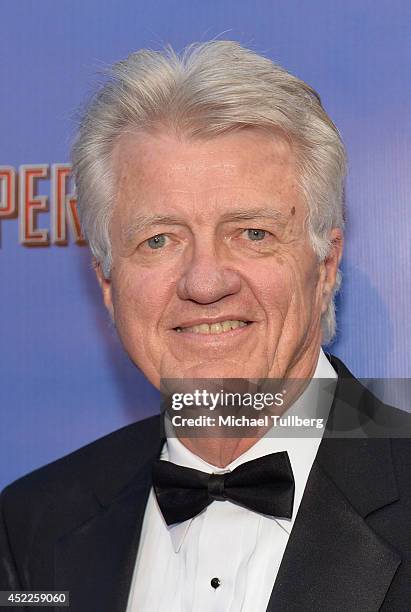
[152,452,295,526]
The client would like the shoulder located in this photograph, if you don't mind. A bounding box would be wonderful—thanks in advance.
[327,354,411,434]
[0,415,162,588]
[1,415,162,524]
[323,354,411,495]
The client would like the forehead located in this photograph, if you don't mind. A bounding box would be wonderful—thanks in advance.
[111,128,304,221]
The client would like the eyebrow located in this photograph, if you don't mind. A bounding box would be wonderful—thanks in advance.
[121,206,289,245]
[121,214,184,246]
[219,207,289,224]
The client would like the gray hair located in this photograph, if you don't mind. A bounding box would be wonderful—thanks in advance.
[72,41,346,344]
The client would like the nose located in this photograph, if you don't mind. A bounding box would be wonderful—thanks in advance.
[177,244,241,304]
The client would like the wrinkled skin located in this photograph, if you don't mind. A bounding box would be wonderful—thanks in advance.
[96,128,343,465]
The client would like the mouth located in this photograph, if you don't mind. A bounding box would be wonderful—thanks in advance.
[174,319,251,335]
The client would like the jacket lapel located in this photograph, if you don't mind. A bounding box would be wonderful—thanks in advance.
[54,420,164,612]
[266,458,400,611]
[267,357,402,611]
[54,479,150,612]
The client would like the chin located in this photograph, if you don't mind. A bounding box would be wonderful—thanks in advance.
[174,361,265,380]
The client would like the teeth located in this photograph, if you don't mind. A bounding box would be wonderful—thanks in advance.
[176,320,248,335]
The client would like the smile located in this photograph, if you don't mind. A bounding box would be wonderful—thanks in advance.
[175,320,249,335]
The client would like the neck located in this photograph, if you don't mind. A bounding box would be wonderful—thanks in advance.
[177,346,322,468]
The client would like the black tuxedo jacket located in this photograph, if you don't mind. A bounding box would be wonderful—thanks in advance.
[1,356,411,611]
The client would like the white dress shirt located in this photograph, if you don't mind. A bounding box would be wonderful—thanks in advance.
[126,350,337,612]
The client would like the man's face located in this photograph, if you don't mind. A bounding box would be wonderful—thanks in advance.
[98,128,341,388]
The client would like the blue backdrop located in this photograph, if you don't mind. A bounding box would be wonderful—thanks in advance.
[1,0,410,490]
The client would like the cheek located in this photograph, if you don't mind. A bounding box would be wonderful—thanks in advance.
[111,266,169,343]
[250,252,320,322]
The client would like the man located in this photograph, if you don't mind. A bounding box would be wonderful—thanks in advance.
[1,41,410,611]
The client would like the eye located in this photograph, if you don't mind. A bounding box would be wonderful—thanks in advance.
[146,234,167,249]
[245,229,267,241]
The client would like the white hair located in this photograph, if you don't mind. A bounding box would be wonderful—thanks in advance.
[72,41,346,344]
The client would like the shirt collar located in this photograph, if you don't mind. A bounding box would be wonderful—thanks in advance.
[161,349,337,552]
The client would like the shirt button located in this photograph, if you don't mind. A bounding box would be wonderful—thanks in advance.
[211,577,221,589]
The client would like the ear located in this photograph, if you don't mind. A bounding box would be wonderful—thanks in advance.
[320,228,344,314]
[94,260,114,321]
